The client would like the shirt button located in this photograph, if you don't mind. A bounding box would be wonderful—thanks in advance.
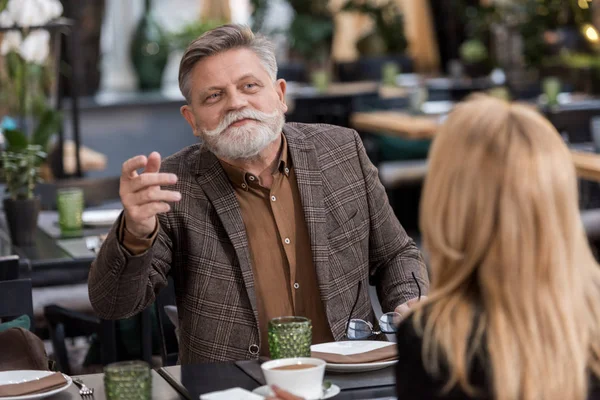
[271,195,276,202]
[293,282,300,289]
[284,238,291,244]
[284,167,290,174]
[241,183,247,189]
[249,176,255,181]
[249,344,259,355]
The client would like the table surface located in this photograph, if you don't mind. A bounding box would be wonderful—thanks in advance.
[352,109,600,183]
[0,203,119,287]
[158,363,398,400]
[49,370,183,400]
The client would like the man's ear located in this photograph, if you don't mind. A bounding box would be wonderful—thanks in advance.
[275,79,288,113]
[181,105,201,137]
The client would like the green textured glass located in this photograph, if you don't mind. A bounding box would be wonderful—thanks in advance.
[311,70,330,93]
[382,62,400,87]
[104,361,151,400]
[543,76,561,107]
[56,188,83,237]
[268,316,312,359]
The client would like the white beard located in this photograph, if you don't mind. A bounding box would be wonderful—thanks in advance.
[199,106,285,160]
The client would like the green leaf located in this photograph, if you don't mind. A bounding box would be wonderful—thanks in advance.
[32,109,61,151]
[3,129,29,151]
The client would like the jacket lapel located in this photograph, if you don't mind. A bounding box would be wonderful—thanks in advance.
[283,125,331,301]
[193,148,259,325]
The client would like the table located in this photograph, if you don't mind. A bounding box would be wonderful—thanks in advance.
[352,110,600,184]
[572,151,600,182]
[350,111,439,140]
[0,202,120,287]
[158,363,398,400]
[49,370,183,400]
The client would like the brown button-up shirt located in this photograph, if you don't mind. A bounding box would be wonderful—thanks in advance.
[219,134,333,356]
[120,134,333,356]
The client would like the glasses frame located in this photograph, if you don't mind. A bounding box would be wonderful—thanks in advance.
[345,272,421,340]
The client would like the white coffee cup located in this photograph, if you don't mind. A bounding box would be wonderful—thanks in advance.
[261,357,326,400]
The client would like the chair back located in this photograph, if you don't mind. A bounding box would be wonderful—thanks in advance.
[0,255,20,281]
[590,116,600,153]
[0,279,34,330]
[156,276,179,366]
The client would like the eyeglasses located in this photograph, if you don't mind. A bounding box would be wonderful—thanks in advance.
[346,272,421,340]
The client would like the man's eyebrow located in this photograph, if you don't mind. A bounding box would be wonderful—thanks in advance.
[198,74,264,97]
[237,74,262,82]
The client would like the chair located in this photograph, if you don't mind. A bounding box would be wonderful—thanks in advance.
[44,305,154,375]
[155,276,179,366]
[0,255,20,281]
[0,279,34,330]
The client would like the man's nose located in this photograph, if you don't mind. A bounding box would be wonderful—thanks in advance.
[226,91,249,112]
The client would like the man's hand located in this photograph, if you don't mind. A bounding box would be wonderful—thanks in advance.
[394,296,428,320]
[265,385,304,400]
[120,152,181,238]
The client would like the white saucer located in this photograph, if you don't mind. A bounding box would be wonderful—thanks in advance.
[0,370,72,400]
[252,384,340,399]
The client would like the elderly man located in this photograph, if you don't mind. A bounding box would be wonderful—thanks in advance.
[89,24,428,364]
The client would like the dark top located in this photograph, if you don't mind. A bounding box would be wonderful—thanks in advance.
[395,318,600,399]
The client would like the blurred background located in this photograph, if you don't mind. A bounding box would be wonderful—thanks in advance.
[4,0,600,376]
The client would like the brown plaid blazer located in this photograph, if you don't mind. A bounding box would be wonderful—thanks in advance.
[89,123,428,364]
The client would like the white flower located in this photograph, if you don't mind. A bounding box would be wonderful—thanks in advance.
[19,30,50,64]
[39,0,63,21]
[7,0,62,28]
[0,11,13,28]
[0,31,22,56]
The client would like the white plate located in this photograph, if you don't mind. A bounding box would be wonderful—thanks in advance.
[311,341,398,373]
[252,384,340,399]
[82,209,122,227]
[0,370,72,400]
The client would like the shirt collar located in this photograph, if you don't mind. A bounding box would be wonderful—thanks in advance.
[219,133,291,190]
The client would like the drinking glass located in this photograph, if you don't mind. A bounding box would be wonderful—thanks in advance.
[57,188,83,237]
[311,70,330,93]
[104,361,151,400]
[268,316,312,359]
[382,62,400,87]
[543,76,561,107]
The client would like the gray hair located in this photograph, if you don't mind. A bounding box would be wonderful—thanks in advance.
[178,24,278,104]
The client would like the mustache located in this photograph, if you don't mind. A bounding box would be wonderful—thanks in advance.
[203,108,280,137]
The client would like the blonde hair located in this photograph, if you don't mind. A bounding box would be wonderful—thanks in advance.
[416,95,600,399]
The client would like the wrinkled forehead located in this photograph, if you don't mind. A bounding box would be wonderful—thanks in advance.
[190,48,272,91]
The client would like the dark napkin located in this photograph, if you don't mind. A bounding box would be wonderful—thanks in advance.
[235,360,396,391]
[0,372,67,397]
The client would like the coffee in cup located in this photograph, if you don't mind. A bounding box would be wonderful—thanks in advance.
[261,357,326,400]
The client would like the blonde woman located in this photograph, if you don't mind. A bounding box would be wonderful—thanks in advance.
[395,95,600,399]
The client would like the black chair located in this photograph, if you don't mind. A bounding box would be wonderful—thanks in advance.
[0,279,34,330]
[44,305,104,375]
[44,305,154,375]
[155,276,179,366]
[0,255,20,281]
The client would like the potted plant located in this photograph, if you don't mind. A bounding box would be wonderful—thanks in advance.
[249,0,334,84]
[337,0,409,82]
[459,39,492,78]
[0,0,63,245]
[1,141,45,246]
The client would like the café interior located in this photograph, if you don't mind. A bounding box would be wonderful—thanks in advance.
[3,0,600,399]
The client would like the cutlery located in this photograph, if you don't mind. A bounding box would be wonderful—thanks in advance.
[72,378,94,398]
